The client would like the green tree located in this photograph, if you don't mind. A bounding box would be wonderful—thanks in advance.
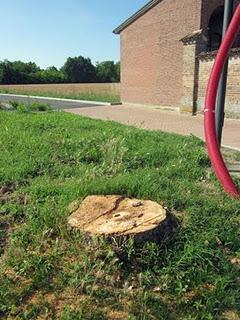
[0,60,15,84]
[96,61,115,82]
[61,56,96,83]
[0,58,120,85]
[0,60,40,84]
[96,61,120,82]
[35,66,65,84]
[115,61,120,82]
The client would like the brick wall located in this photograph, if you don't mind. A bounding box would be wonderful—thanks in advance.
[181,41,200,113]
[181,0,239,114]
[120,0,202,107]
[198,49,240,114]
[119,0,240,113]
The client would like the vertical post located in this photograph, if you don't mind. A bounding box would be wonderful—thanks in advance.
[215,0,234,145]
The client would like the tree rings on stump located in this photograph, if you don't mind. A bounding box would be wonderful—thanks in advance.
[68,195,174,245]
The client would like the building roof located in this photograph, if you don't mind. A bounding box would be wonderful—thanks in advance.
[180,29,203,44]
[113,0,161,34]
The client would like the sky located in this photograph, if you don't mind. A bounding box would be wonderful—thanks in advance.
[0,0,148,69]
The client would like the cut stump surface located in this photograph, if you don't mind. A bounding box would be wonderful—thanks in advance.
[68,195,174,244]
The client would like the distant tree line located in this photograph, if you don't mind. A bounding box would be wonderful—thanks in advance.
[0,56,120,84]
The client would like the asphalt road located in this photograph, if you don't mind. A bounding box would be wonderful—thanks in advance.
[0,94,104,109]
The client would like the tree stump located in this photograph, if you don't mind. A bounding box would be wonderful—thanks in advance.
[68,195,174,245]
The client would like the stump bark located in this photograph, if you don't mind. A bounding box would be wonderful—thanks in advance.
[68,195,174,244]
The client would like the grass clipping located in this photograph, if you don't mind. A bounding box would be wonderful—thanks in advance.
[68,195,174,245]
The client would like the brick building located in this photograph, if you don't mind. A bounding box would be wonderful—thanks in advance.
[114,0,240,115]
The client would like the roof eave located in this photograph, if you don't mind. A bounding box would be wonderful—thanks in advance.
[113,0,161,34]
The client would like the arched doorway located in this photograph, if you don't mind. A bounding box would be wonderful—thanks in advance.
[207,6,224,51]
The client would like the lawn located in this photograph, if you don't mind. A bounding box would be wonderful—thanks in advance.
[0,83,121,104]
[0,108,239,319]
[0,90,120,103]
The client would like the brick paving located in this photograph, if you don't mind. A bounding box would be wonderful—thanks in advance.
[65,104,240,150]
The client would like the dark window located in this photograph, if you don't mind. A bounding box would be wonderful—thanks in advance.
[207,6,224,52]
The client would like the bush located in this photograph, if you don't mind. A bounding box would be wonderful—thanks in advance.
[7,101,51,113]
[30,102,51,112]
[9,100,20,109]
[16,103,29,113]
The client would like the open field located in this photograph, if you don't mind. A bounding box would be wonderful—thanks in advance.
[0,107,239,319]
[0,83,121,103]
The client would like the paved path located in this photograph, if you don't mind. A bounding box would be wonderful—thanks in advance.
[0,94,104,109]
[65,104,240,150]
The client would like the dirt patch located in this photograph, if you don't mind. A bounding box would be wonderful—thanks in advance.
[0,221,10,255]
[221,310,240,320]
[0,182,29,206]
[103,307,128,320]
[25,288,88,318]
[230,257,240,267]
[0,182,15,195]
[185,283,216,301]
[0,182,16,205]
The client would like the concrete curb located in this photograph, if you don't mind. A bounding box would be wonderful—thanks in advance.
[222,144,240,152]
[0,93,121,106]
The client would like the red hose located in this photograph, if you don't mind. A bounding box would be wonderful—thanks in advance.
[204,4,240,198]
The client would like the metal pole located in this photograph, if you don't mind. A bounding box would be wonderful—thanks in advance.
[215,0,234,145]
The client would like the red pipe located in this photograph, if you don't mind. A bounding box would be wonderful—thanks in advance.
[204,4,240,198]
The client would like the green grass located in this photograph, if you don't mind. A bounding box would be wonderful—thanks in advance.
[0,108,239,319]
[0,89,120,104]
